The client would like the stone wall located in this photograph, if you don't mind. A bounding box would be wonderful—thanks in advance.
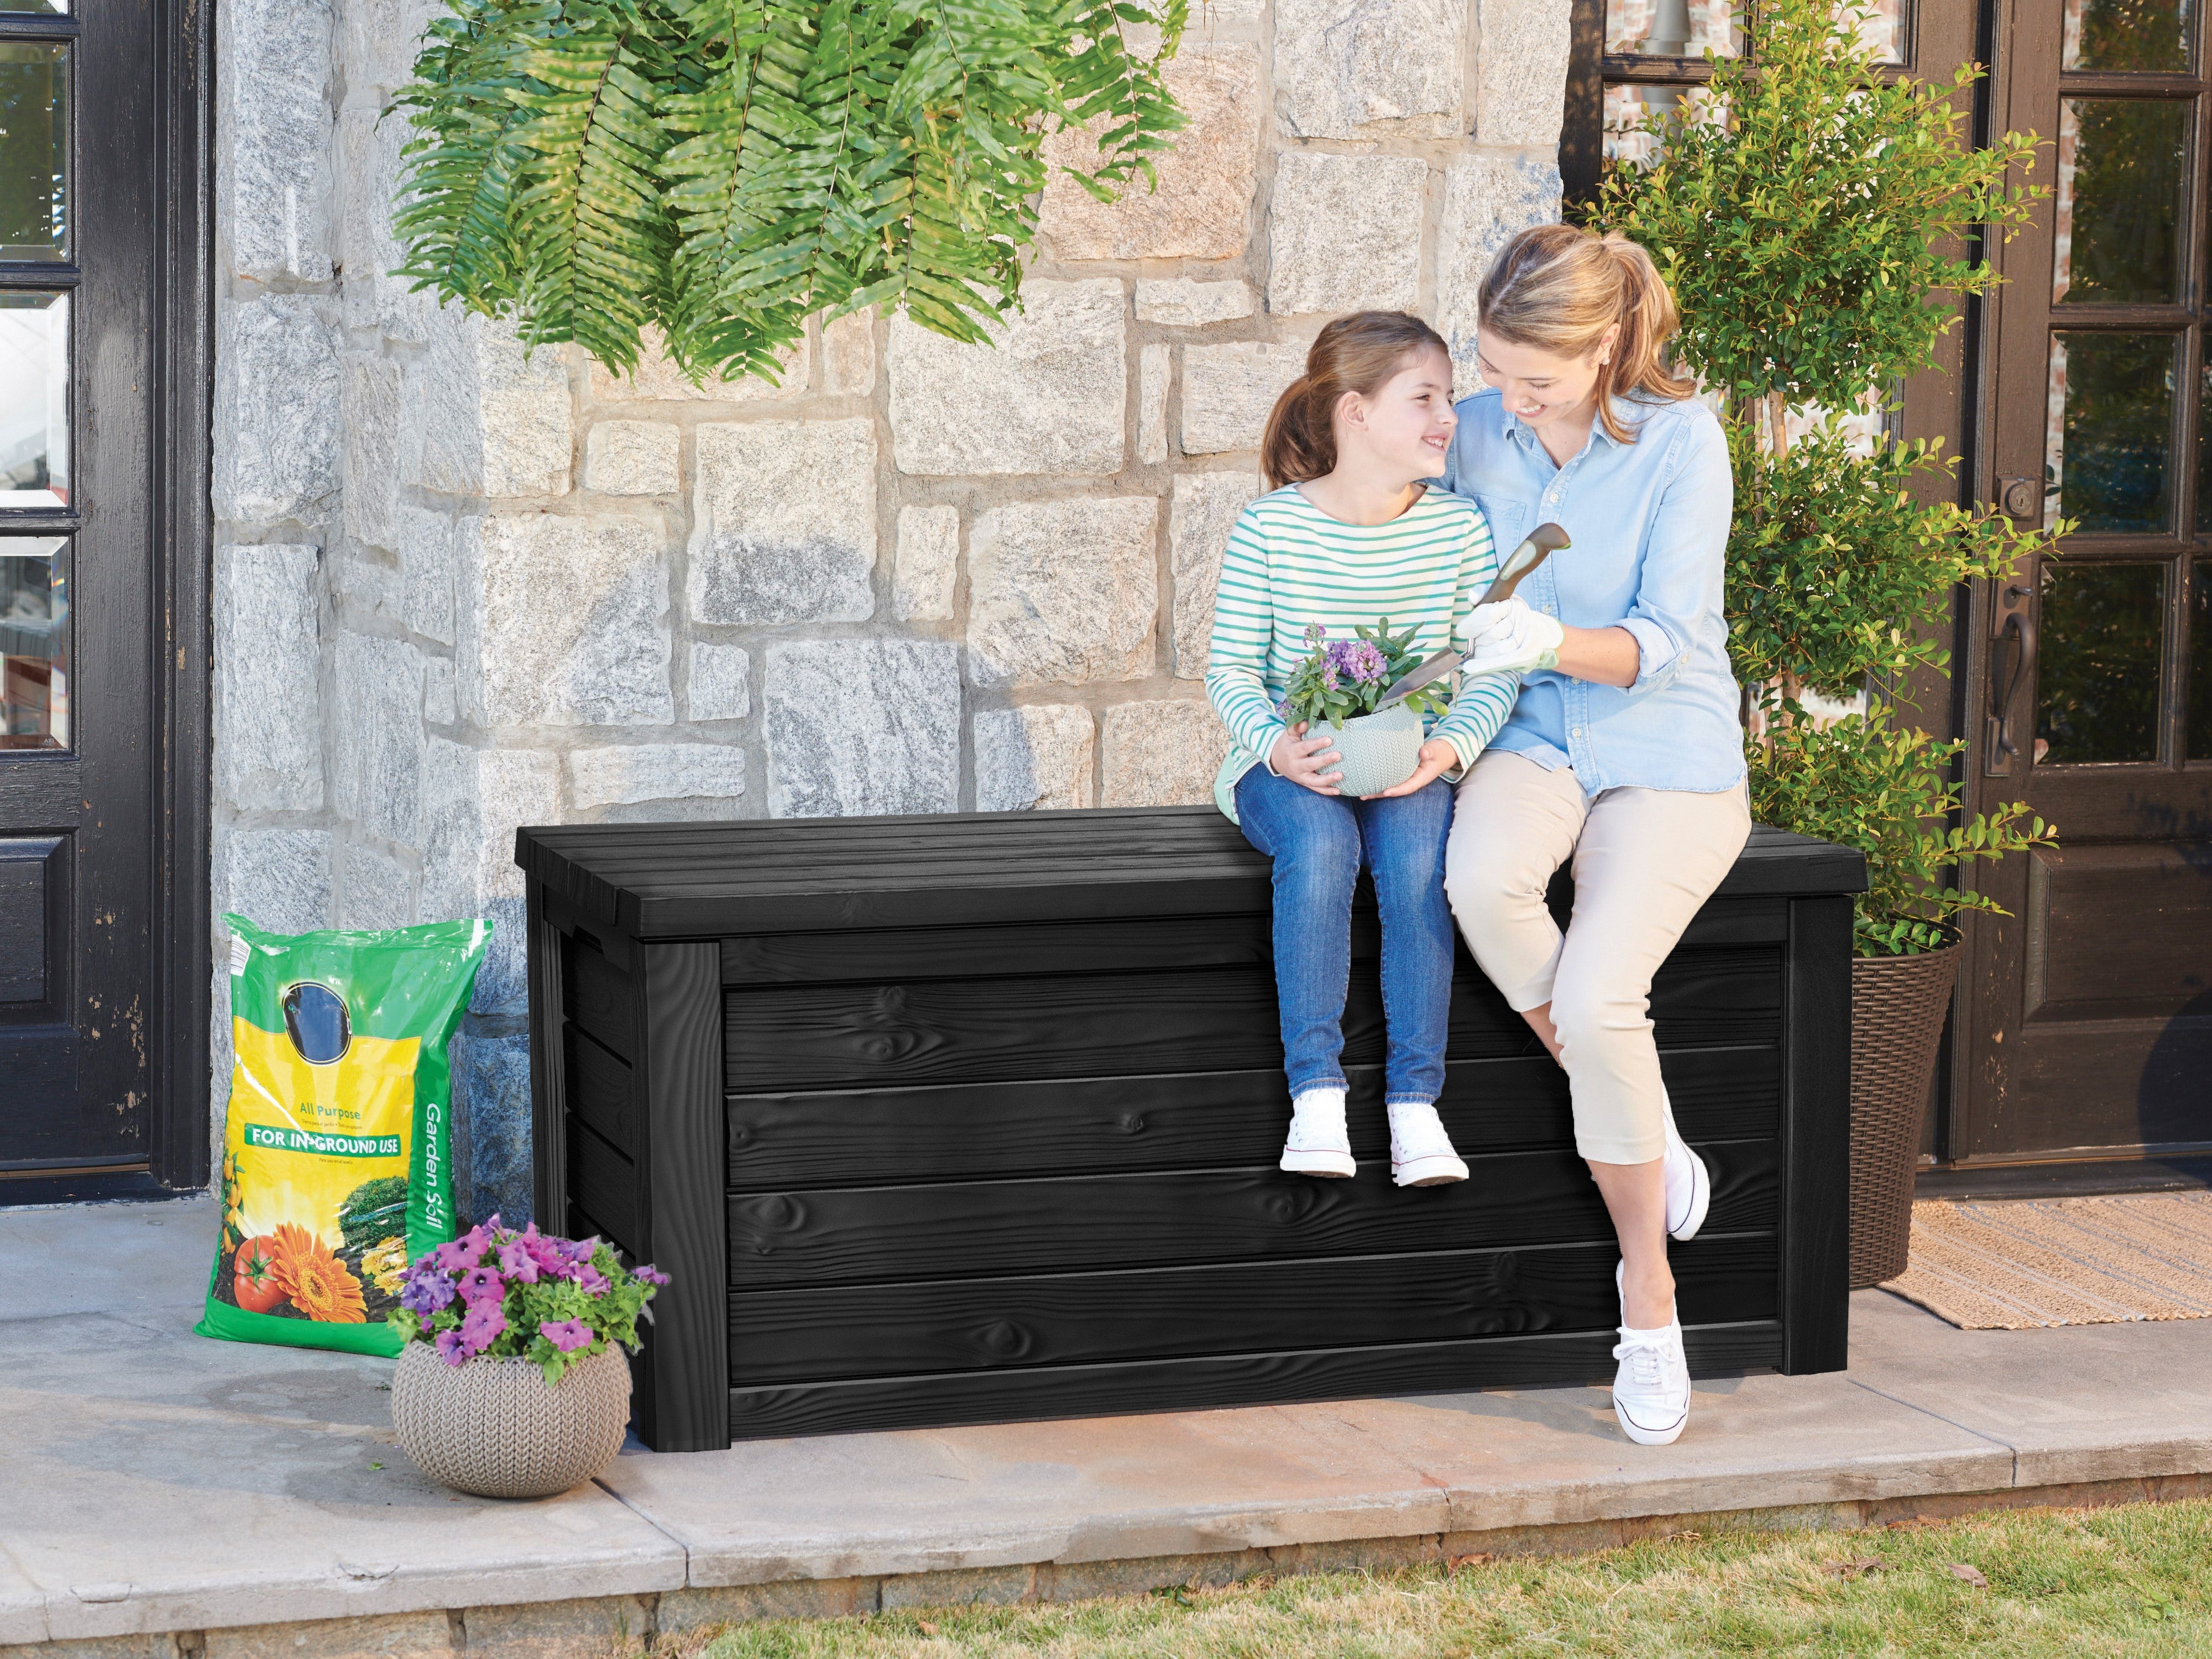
[207,0,1570,1216]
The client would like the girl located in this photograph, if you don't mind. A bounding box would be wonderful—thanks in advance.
[1441,224,1744,1446]
[1205,312,1519,1189]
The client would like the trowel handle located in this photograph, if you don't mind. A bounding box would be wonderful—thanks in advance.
[1476,522,1570,609]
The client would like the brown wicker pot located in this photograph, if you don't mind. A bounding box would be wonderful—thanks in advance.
[1847,939,1963,1289]
[390,1341,631,1499]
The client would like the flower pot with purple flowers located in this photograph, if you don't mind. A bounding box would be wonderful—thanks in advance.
[387,1218,667,1499]
[1282,621,1450,799]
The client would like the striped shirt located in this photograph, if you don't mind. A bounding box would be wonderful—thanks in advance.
[1204,484,1521,821]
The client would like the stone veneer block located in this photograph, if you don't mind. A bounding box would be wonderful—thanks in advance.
[688,642,751,720]
[1038,45,1262,260]
[461,515,673,727]
[569,744,747,809]
[202,1611,454,1659]
[1101,699,1236,807]
[424,657,458,725]
[331,631,426,845]
[1138,346,1170,465]
[411,310,573,500]
[764,640,961,818]
[217,828,332,936]
[1275,0,1466,138]
[215,543,323,812]
[690,418,876,624]
[823,309,876,394]
[588,325,807,403]
[1437,154,1564,377]
[212,296,342,524]
[1135,278,1257,327]
[452,1597,657,1659]
[221,0,335,281]
[584,420,681,495]
[338,842,415,930]
[968,496,1158,688]
[887,280,1126,477]
[893,504,960,622]
[1268,152,1428,316]
[1170,470,1264,678]
[421,740,560,914]
[398,505,458,645]
[974,705,1097,812]
[1476,0,1573,147]
[339,109,436,344]
[1180,342,1306,456]
[341,353,404,550]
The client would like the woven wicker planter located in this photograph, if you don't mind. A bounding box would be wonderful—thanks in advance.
[1848,939,1962,1289]
[390,1341,631,1499]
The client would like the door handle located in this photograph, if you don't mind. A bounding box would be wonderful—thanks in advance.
[1984,583,2037,775]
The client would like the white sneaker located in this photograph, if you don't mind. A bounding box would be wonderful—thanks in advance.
[1387,1102,1468,1187]
[1280,1088,1355,1177]
[1610,1287,1691,1447]
[1660,1088,1711,1242]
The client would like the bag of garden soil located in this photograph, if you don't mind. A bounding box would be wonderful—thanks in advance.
[197,914,493,1356]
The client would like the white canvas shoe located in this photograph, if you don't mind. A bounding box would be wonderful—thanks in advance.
[1660,1087,1711,1242]
[1387,1102,1468,1188]
[1280,1088,1356,1177]
[1611,1316,1691,1446]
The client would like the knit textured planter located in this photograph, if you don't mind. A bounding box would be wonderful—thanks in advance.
[1309,703,1426,798]
[390,1341,631,1499]
[1848,938,1962,1289]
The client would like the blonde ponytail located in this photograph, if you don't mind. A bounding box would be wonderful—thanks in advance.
[1478,224,1694,443]
[1259,311,1451,489]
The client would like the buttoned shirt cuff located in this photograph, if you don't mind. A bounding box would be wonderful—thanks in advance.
[1620,617,1685,694]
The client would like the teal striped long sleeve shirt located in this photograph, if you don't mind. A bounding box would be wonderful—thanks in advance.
[1204,484,1523,821]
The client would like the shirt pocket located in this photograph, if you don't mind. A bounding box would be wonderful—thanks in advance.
[1471,494,1533,565]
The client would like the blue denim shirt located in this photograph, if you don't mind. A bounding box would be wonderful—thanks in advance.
[1440,388,1745,795]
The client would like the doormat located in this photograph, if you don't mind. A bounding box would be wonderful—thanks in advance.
[1881,1194,2212,1330]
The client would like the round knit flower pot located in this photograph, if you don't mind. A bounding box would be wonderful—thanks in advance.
[1310,703,1426,798]
[390,1341,631,1499]
[1848,938,1963,1289]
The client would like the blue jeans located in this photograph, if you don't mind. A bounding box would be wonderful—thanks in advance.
[1233,766,1456,1105]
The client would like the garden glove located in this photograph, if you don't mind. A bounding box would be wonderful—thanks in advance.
[1462,596,1563,675]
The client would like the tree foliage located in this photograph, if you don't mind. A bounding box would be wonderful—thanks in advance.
[1592,0,2059,955]
[391,0,1188,382]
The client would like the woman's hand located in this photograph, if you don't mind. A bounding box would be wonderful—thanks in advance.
[1462,596,1564,675]
[1270,723,1345,794]
[1367,737,1459,799]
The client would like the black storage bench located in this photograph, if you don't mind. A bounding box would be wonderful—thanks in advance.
[517,808,1866,1452]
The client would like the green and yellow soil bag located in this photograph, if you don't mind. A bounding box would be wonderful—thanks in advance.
[197,914,493,1356]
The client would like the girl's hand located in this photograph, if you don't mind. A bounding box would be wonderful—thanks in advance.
[1367,737,1458,799]
[1462,595,1564,675]
[1271,723,1345,794]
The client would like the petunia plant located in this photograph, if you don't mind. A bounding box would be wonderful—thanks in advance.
[1279,621,1444,730]
[391,1216,668,1383]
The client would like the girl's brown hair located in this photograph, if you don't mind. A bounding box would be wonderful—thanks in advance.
[1259,310,1451,490]
[1478,223,1694,444]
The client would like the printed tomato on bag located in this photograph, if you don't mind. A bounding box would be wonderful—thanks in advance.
[197,913,491,1356]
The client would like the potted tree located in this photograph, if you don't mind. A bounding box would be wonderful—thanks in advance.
[1594,0,2061,1285]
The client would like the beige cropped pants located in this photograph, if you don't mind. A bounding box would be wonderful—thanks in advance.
[1444,751,1751,1165]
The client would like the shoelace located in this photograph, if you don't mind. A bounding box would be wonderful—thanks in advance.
[1391,1110,1455,1159]
[1611,1333,1669,1389]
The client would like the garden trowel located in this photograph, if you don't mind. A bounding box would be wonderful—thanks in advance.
[1374,521,1571,706]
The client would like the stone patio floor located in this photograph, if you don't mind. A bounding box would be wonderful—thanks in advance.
[4,1195,2209,1656]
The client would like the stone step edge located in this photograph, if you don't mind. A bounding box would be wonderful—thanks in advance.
[13,1469,2209,1659]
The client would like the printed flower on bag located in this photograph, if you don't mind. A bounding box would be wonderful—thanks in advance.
[269,1222,368,1323]
[361,1237,410,1296]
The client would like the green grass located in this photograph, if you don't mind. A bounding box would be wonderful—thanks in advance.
[668,1499,2212,1658]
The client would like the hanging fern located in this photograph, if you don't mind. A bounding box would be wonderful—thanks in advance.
[390,0,1188,381]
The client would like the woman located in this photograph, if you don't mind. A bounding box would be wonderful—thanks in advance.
[1441,223,1745,1447]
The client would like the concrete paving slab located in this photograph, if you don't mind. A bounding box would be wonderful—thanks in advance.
[0,1199,685,1644]
[1847,1287,2212,1488]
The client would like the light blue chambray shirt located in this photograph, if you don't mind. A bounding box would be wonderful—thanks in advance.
[1439,387,1745,796]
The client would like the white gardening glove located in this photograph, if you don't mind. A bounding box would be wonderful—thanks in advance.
[1461,596,1563,674]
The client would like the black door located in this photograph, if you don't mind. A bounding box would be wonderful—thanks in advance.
[1,0,210,1193]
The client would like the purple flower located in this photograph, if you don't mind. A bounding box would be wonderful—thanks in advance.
[1304,621,1325,645]
[495,1239,540,1284]
[435,1224,490,1272]
[456,1264,505,1306]
[1275,698,1293,721]
[401,1267,456,1315]
[460,1300,506,1349]
[1321,665,1340,692]
[632,1264,670,1288]
[576,1263,609,1295]
[435,1327,470,1367]
[1346,641,1387,685]
[539,1317,594,1353]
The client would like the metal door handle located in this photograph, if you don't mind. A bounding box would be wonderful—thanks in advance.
[1987,584,2037,765]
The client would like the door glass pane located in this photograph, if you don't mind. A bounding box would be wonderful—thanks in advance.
[0,293,67,510]
[2053,99,2186,303]
[0,42,67,261]
[2064,0,2193,71]
[2036,561,2166,765]
[2044,333,2174,533]
[1853,0,1910,65]
[1606,0,1740,56]
[2191,559,2212,760]
[0,535,67,750]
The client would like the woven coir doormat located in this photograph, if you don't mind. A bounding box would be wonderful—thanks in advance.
[1881,1193,2212,1330]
